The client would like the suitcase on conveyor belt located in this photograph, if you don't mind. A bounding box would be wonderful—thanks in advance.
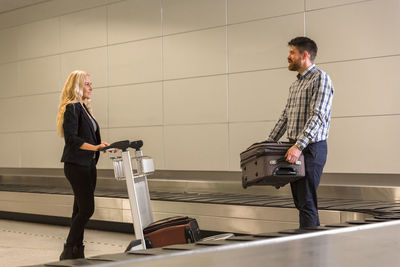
[143,216,201,248]
[240,141,305,189]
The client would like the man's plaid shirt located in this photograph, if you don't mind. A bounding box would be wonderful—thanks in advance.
[268,64,334,150]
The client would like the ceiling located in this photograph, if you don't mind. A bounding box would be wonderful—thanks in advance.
[0,0,49,14]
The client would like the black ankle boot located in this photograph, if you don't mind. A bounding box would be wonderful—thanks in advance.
[73,244,85,259]
[59,244,74,260]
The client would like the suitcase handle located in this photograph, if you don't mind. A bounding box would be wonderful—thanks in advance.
[272,157,302,166]
[273,166,298,176]
[276,157,287,163]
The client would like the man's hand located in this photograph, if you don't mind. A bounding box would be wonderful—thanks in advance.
[285,145,302,163]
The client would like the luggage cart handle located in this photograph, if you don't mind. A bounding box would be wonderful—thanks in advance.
[129,140,143,150]
[99,140,143,152]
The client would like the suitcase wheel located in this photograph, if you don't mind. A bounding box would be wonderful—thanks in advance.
[242,176,248,189]
[144,237,153,248]
[185,226,195,243]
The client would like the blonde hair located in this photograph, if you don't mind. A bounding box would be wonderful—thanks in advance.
[56,70,92,137]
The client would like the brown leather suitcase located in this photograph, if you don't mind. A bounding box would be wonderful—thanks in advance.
[240,141,305,189]
[143,216,201,248]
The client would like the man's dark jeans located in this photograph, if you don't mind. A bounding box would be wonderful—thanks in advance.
[290,140,327,228]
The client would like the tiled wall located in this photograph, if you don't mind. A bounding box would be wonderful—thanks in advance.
[0,0,398,174]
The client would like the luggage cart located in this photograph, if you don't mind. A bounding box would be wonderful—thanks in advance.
[100,140,155,251]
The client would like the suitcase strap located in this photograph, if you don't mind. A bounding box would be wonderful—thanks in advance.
[144,216,191,234]
[146,216,188,226]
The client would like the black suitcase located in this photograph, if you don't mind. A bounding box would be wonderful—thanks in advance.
[240,141,305,189]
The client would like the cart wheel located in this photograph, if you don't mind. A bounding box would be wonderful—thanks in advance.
[125,239,142,252]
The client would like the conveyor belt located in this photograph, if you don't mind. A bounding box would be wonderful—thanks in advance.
[1,183,400,217]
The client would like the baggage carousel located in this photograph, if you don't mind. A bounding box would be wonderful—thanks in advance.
[1,168,400,234]
[1,168,400,266]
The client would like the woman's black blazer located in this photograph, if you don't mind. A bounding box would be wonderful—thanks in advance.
[61,102,101,166]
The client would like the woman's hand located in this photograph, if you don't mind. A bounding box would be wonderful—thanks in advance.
[101,141,110,147]
[96,142,109,152]
[97,141,118,153]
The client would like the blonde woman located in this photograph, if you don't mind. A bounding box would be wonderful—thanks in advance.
[57,70,109,260]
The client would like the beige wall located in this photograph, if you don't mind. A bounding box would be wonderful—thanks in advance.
[0,0,398,173]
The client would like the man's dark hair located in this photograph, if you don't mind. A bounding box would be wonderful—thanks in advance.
[288,37,318,62]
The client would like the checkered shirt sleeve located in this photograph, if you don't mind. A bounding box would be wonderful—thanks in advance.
[268,65,334,150]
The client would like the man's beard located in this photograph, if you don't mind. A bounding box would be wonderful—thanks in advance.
[288,60,300,71]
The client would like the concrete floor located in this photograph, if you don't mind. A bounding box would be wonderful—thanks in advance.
[0,219,134,267]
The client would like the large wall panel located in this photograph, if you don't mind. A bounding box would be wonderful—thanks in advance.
[19,94,60,132]
[21,131,64,168]
[228,0,304,24]
[0,0,397,174]
[320,56,400,117]
[61,47,108,88]
[0,63,19,98]
[164,75,227,124]
[108,0,161,44]
[0,98,22,133]
[228,14,304,73]
[163,27,226,79]
[108,82,163,127]
[108,38,163,85]
[0,28,18,63]
[163,0,226,34]
[307,0,400,63]
[19,56,60,95]
[0,0,108,30]
[164,124,228,170]
[306,0,369,10]
[17,18,60,59]
[228,68,293,122]
[325,116,400,173]
[60,6,107,52]
[0,133,21,167]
